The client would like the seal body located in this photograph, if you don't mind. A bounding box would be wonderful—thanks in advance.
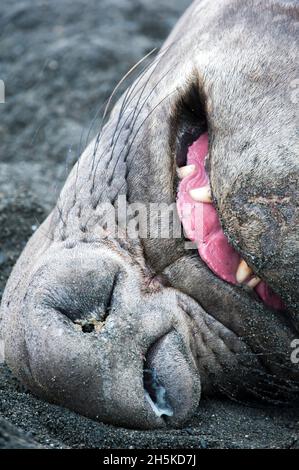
[1,0,298,428]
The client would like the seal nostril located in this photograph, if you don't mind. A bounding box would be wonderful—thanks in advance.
[81,323,95,333]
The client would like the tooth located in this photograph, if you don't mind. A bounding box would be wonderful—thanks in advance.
[236,259,253,283]
[177,164,195,179]
[189,185,212,203]
[247,276,261,288]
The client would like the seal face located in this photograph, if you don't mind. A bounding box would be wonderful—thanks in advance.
[1,0,298,429]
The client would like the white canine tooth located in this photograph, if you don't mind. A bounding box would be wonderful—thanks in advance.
[247,276,261,288]
[236,259,253,283]
[189,185,212,203]
[177,164,195,179]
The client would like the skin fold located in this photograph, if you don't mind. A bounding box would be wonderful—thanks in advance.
[0,0,298,429]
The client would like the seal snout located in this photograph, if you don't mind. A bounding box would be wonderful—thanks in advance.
[2,242,200,429]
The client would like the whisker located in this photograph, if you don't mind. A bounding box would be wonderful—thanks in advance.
[103,48,157,129]
[72,49,158,200]
[86,88,176,226]
[126,90,176,163]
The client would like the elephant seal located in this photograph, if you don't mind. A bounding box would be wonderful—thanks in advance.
[1,0,298,429]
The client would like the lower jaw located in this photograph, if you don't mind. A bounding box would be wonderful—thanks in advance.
[176,132,285,311]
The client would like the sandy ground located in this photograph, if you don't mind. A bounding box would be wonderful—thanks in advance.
[0,0,298,449]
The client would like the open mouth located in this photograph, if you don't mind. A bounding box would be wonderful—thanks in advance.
[143,333,174,420]
[176,131,285,311]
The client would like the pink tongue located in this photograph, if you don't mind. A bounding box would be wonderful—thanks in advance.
[176,133,285,311]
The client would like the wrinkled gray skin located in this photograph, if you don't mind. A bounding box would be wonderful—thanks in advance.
[1,0,298,429]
